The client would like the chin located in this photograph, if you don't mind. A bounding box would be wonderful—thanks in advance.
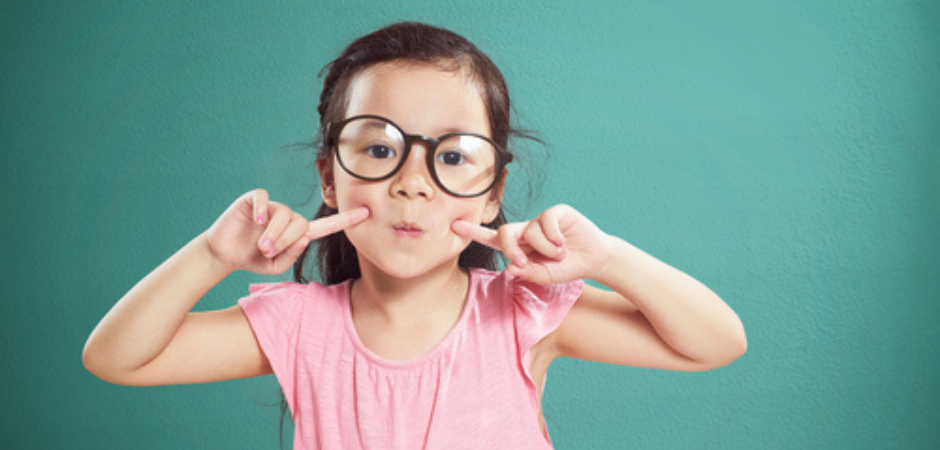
[364,255,454,280]
[356,241,469,281]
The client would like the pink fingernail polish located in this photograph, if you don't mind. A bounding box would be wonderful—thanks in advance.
[256,214,265,224]
[263,241,277,257]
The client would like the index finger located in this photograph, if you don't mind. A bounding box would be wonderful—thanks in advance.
[452,220,501,250]
[306,207,370,240]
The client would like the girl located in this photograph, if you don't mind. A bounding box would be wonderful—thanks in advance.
[83,22,746,449]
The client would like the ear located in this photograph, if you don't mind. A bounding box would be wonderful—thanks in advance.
[481,169,507,224]
[317,158,338,209]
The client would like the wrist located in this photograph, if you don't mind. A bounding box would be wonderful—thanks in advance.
[196,233,238,277]
[592,235,640,289]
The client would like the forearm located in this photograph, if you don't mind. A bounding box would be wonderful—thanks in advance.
[83,233,234,380]
[594,236,746,367]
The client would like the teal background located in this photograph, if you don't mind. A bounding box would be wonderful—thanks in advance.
[2,0,937,448]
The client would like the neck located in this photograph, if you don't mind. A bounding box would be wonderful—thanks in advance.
[351,258,469,327]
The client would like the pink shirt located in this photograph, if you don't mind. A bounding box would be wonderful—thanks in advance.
[239,268,583,450]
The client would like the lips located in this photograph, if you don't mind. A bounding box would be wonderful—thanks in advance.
[392,222,424,238]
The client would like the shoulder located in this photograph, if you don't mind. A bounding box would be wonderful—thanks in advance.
[246,280,308,297]
[470,268,584,353]
[238,279,350,322]
[243,279,347,300]
[469,268,584,306]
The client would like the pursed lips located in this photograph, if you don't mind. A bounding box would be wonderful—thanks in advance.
[392,222,424,238]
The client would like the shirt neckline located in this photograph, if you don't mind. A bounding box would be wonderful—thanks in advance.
[340,268,480,370]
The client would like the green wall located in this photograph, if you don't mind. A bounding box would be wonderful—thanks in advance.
[2,1,937,448]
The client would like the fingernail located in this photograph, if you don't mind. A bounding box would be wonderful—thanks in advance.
[256,214,265,224]
[260,237,273,253]
[514,255,527,267]
[556,248,567,260]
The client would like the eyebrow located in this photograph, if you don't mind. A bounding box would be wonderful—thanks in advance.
[412,123,488,137]
[351,116,484,137]
[442,125,488,135]
[356,120,394,130]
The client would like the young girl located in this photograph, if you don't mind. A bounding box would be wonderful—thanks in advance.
[83,22,746,449]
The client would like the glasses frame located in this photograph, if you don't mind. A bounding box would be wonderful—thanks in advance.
[326,114,513,198]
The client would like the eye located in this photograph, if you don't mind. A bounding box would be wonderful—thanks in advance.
[436,150,466,166]
[365,145,396,159]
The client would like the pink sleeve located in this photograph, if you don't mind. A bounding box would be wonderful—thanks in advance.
[512,275,585,365]
[238,282,308,414]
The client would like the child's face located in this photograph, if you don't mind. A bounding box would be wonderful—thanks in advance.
[321,61,502,280]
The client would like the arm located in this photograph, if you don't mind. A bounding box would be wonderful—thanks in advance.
[453,205,746,372]
[83,190,369,386]
[553,237,746,371]
[82,235,265,386]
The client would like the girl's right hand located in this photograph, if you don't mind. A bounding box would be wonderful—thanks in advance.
[204,189,369,274]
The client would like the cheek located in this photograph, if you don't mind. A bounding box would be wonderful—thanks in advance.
[332,176,378,211]
[335,190,371,211]
[441,198,492,226]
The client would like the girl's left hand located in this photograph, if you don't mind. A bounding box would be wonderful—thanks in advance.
[452,205,612,285]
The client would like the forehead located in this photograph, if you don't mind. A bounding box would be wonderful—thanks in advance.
[345,61,490,136]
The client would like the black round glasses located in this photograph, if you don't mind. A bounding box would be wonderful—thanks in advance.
[326,115,513,198]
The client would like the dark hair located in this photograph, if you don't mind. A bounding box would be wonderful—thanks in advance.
[291,21,524,286]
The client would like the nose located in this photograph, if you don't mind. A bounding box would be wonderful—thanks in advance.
[390,143,435,200]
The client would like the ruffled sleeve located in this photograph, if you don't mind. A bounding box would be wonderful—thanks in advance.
[512,275,585,380]
[238,282,309,414]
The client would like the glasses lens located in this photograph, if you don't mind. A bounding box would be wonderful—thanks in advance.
[435,135,499,196]
[336,118,405,179]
